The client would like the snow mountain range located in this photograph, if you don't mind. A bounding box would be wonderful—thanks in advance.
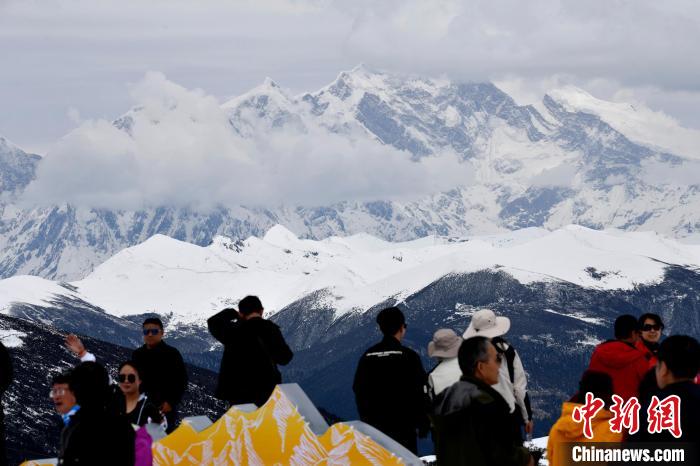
[1,66,700,281]
[2,224,700,443]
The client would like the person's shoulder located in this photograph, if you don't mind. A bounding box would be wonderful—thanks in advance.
[162,340,183,355]
[259,318,282,330]
[400,344,421,359]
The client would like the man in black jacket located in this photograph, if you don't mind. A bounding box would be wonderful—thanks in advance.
[58,362,134,466]
[431,336,533,466]
[132,317,188,432]
[353,306,430,454]
[630,335,699,445]
[208,295,293,407]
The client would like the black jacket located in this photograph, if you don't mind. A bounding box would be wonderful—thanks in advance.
[208,310,293,406]
[132,341,188,408]
[0,342,11,416]
[58,408,135,466]
[630,380,700,444]
[431,376,531,466]
[126,394,162,427]
[352,336,430,450]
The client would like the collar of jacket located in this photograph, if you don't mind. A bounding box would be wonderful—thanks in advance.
[380,335,402,347]
[144,340,168,351]
[62,404,80,426]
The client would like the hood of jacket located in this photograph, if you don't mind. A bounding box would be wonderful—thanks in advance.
[592,340,647,369]
[432,377,488,417]
[552,402,617,441]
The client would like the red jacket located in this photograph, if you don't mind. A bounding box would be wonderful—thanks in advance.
[588,340,651,400]
[635,339,658,368]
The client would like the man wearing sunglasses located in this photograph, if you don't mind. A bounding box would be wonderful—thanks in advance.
[132,317,188,433]
[431,336,534,466]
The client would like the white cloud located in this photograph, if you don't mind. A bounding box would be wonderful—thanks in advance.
[529,164,579,188]
[641,159,700,186]
[21,73,475,209]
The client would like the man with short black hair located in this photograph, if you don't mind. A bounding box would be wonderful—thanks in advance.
[353,306,430,454]
[431,336,533,466]
[588,314,652,400]
[630,335,700,444]
[132,317,187,432]
[208,295,293,407]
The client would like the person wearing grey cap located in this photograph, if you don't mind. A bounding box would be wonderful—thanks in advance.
[463,309,533,440]
[427,329,463,398]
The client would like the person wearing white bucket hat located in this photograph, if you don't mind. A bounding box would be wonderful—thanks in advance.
[463,308,511,339]
[427,329,463,397]
[463,309,534,440]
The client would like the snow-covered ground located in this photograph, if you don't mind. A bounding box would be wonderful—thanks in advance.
[1,224,699,327]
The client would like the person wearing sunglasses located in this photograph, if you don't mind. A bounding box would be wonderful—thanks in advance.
[117,361,162,428]
[637,313,664,359]
[635,313,666,402]
[132,317,188,433]
[431,336,534,466]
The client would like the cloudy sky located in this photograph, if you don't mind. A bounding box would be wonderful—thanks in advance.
[1,0,699,208]
[2,0,699,154]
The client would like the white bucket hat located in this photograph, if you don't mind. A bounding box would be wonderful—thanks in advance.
[463,309,511,339]
[428,329,463,359]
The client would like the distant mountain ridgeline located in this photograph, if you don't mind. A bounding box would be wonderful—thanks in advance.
[1,66,700,281]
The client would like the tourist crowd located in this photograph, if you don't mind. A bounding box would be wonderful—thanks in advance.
[0,297,697,465]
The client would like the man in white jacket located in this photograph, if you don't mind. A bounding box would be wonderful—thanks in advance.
[463,309,533,439]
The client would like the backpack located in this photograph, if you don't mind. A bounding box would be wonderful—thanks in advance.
[491,336,532,423]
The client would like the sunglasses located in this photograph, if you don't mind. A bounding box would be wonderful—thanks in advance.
[496,353,503,364]
[118,373,137,383]
[642,324,663,332]
[142,328,160,336]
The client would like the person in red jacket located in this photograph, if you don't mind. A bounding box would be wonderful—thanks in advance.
[588,314,652,400]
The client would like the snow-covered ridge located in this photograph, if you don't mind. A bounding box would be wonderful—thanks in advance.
[1,225,698,326]
[547,86,700,160]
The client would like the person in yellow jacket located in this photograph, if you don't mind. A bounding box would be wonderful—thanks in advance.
[547,371,623,466]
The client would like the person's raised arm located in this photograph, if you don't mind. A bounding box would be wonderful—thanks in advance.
[65,334,96,362]
[207,308,241,344]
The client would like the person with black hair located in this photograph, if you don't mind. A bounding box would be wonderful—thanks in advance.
[0,341,11,466]
[117,361,163,428]
[547,371,622,466]
[637,313,664,357]
[352,306,430,454]
[208,295,293,407]
[588,314,652,400]
[132,317,188,433]
[636,313,666,402]
[58,362,135,466]
[631,335,700,443]
[431,336,533,466]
